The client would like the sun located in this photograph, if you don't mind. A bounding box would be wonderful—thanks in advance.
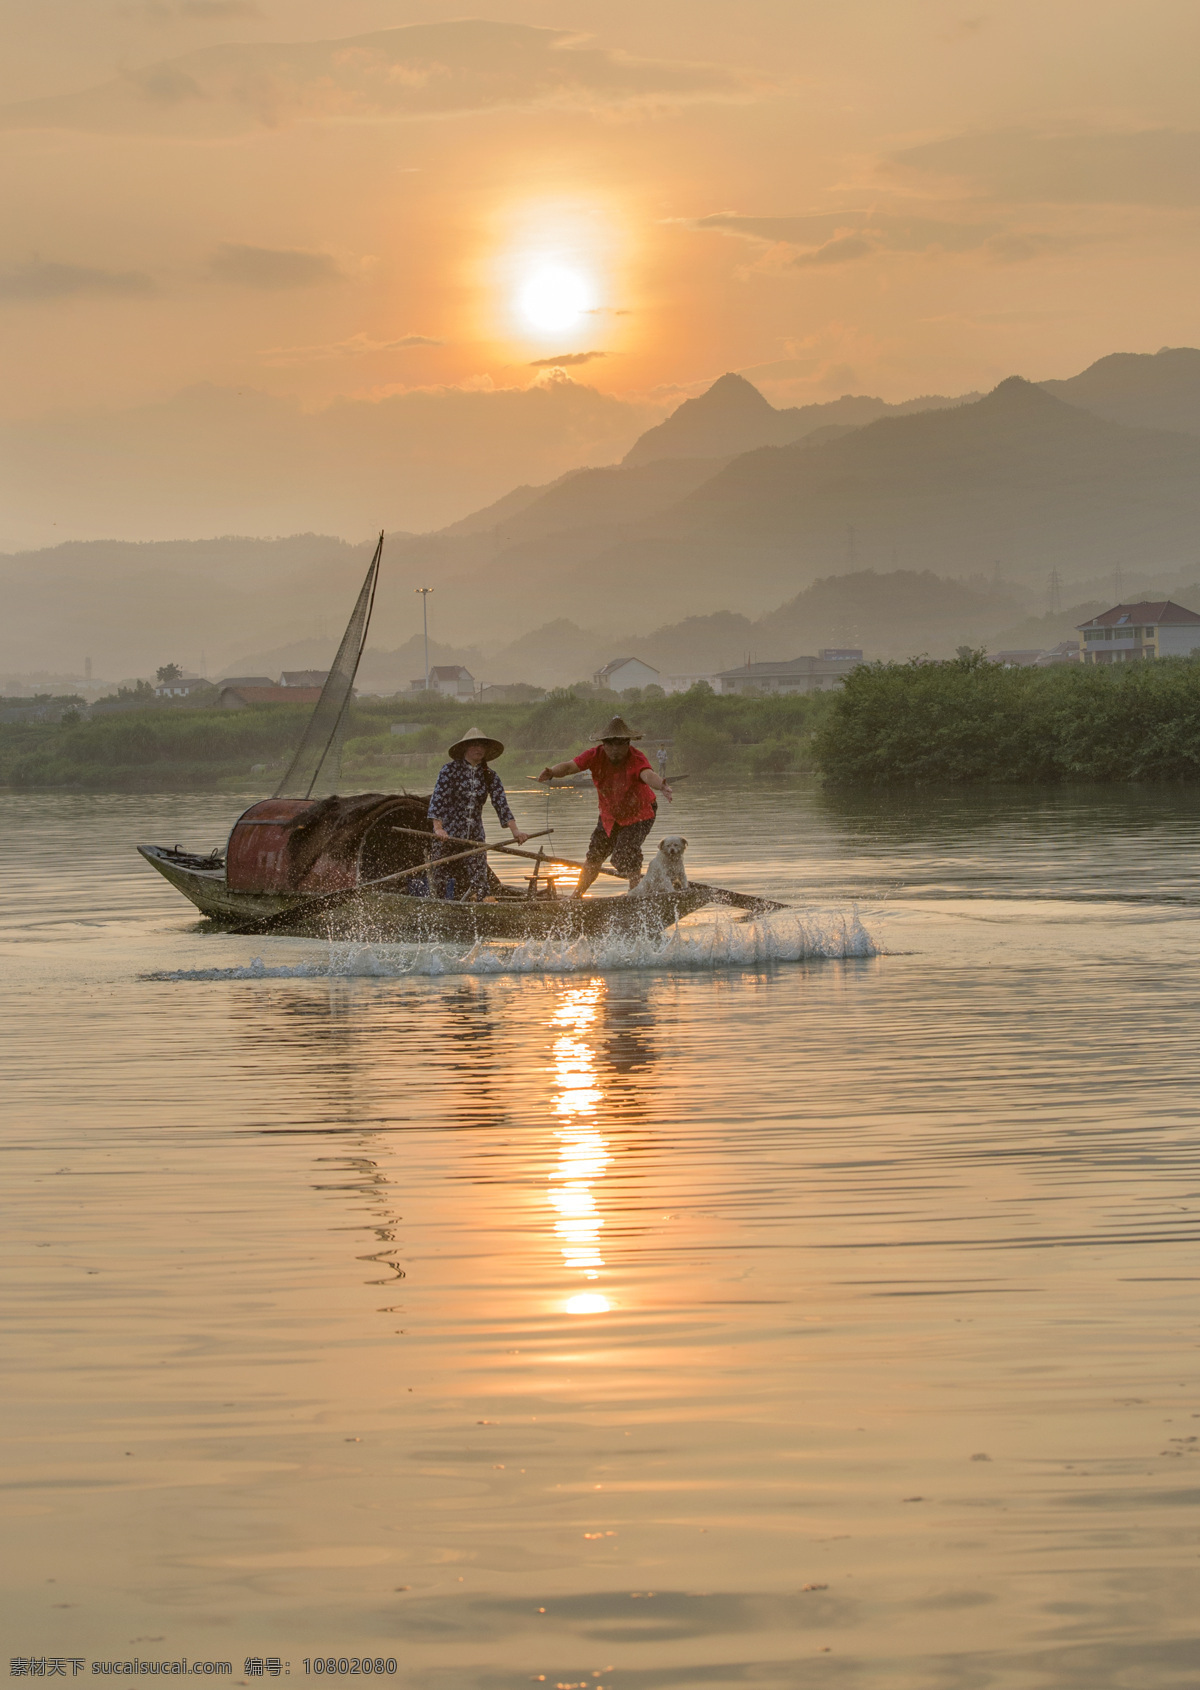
[517,264,592,335]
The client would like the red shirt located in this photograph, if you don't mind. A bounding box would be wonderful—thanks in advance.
[574,745,656,830]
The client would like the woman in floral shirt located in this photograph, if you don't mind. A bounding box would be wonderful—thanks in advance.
[428,726,529,900]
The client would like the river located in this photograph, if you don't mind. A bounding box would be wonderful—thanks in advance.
[4,779,1200,1688]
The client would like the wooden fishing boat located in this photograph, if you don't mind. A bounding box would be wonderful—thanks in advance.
[138,838,711,942]
[137,533,773,942]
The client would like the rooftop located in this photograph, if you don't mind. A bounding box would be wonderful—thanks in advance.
[219,685,324,704]
[1077,600,1200,629]
[717,654,862,678]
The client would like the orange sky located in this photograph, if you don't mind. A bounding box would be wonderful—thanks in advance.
[2,0,1200,540]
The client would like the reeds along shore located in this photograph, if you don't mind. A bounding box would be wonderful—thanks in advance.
[814,649,1200,785]
[0,685,836,792]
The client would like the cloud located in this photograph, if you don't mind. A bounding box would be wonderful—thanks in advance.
[260,331,443,365]
[790,234,877,268]
[122,0,260,16]
[179,1,260,15]
[209,243,344,289]
[981,231,1081,264]
[528,351,607,367]
[0,260,156,301]
[891,128,1200,206]
[123,64,206,104]
[0,20,759,138]
[693,209,999,267]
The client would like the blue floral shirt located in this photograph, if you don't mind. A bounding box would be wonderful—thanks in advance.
[428,760,515,842]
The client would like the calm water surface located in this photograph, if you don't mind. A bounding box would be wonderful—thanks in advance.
[4,780,1200,1689]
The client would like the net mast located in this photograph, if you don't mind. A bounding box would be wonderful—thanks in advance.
[273,531,384,801]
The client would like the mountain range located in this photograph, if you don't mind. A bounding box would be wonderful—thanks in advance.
[402,347,1200,640]
[9,345,1200,682]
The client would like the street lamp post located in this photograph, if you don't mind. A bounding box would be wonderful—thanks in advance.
[415,587,433,692]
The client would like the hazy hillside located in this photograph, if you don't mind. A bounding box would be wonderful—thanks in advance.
[1043,347,1200,437]
[0,533,377,677]
[622,347,1200,477]
[15,352,1200,678]
[436,478,567,538]
[481,456,732,547]
[514,379,1200,627]
[755,570,1024,659]
[620,372,976,468]
[621,374,803,466]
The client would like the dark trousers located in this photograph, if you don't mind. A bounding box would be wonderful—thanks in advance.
[585,815,655,878]
[430,836,499,901]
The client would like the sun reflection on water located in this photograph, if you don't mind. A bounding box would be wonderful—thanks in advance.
[549,982,612,1311]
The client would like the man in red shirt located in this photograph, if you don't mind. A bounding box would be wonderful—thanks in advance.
[538,715,673,896]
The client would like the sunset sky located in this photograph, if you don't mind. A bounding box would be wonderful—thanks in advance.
[3,0,1200,542]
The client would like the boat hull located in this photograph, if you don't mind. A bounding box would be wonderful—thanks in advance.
[138,845,711,942]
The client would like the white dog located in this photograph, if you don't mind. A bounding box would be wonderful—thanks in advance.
[629,836,689,898]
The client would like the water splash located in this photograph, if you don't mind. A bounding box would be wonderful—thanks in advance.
[147,909,877,982]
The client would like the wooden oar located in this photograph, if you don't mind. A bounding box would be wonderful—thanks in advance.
[230,830,553,935]
[530,771,691,786]
[389,825,611,877]
[390,827,789,912]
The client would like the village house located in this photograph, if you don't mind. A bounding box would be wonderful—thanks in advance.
[280,669,330,688]
[715,650,863,696]
[1077,601,1200,664]
[662,672,721,694]
[153,671,214,700]
[989,642,1079,669]
[410,664,476,698]
[477,682,546,703]
[594,657,661,692]
[218,685,324,709]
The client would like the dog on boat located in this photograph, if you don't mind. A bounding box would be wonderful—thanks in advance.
[629,836,688,898]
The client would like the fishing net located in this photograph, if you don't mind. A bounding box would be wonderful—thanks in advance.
[274,533,383,800]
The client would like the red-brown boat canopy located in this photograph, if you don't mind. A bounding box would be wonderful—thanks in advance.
[226,792,432,894]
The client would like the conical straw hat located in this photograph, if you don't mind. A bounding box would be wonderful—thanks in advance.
[448,725,504,760]
[591,714,642,741]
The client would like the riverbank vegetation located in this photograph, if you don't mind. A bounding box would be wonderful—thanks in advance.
[1,686,837,791]
[815,651,1200,785]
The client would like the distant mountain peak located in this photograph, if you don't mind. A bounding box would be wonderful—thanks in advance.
[987,374,1053,401]
[977,374,1085,418]
[622,372,787,467]
[1040,345,1200,435]
[695,371,778,412]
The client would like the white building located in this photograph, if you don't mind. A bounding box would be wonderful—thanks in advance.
[1077,601,1200,663]
[410,664,476,698]
[595,657,661,692]
[153,669,212,699]
[663,673,721,694]
[715,652,863,696]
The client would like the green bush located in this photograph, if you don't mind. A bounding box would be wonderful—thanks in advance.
[748,736,800,774]
[514,689,607,751]
[674,722,732,772]
[814,651,1200,785]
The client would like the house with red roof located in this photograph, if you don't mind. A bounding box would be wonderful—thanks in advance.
[1076,601,1200,664]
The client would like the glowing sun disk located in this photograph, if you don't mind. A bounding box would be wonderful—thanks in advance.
[518,264,591,334]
